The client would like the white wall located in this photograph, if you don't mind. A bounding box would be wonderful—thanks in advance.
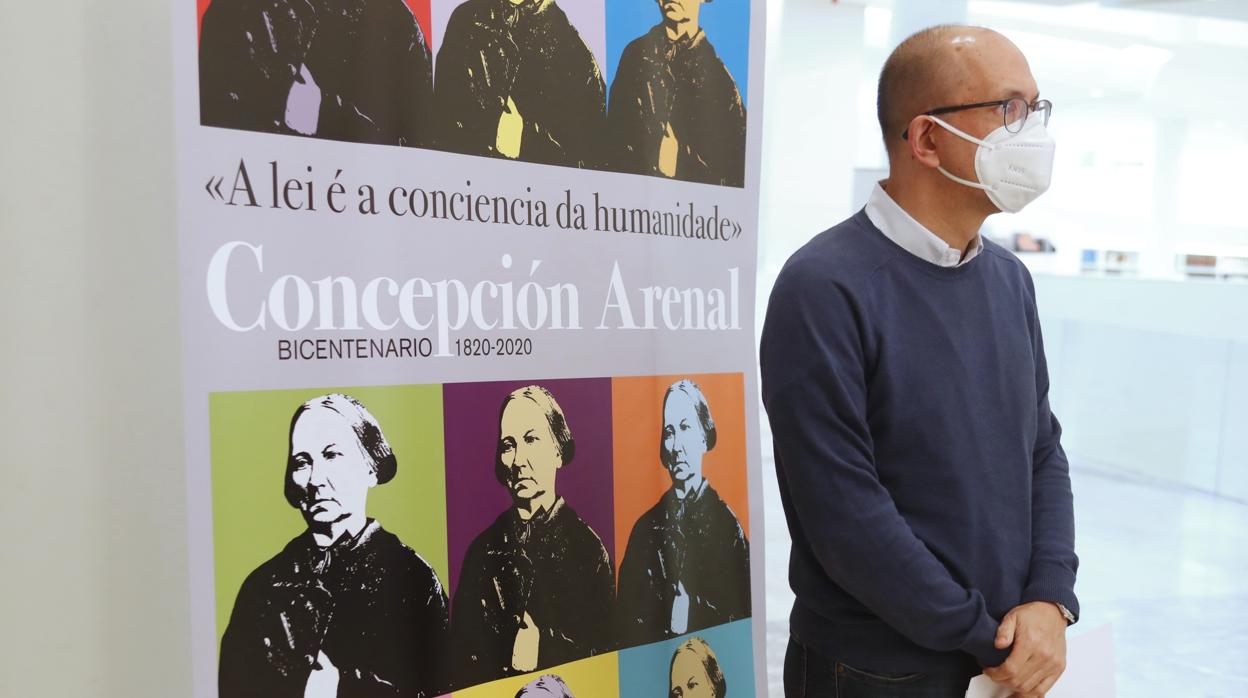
[1033,272,1248,502]
[758,0,867,278]
[756,2,883,691]
[0,2,190,695]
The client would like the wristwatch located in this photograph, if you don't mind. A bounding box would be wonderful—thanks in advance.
[1054,602,1076,625]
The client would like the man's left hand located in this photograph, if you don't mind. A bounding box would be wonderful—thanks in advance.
[984,601,1067,697]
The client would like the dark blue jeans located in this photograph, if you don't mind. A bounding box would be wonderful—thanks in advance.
[784,637,975,698]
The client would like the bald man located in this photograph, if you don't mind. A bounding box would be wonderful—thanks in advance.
[761,25,1078,698]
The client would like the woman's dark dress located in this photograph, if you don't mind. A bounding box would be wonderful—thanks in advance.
[451,498,614,687]
[617,482,751,647]
[433,0,605,167]
[219,520,450,697]
[606,25,746,186]
[199,0,435,146]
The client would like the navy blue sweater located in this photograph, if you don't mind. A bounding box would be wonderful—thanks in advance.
[760,210,1079,673]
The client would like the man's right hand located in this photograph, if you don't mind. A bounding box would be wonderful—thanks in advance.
[984,602,1068,697]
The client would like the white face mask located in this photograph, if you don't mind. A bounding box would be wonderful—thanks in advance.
[929,111,1056,213]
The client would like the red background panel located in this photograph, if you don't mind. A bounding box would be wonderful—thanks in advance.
[197,0,433,48]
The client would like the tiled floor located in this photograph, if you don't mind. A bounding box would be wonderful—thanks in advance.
[761,453,1248,697]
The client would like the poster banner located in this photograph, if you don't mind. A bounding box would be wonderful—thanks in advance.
[175,0,767,695]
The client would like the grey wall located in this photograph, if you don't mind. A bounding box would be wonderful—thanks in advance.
[0,1,191,695]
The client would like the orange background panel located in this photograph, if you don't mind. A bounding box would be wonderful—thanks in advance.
[611,373,750,584]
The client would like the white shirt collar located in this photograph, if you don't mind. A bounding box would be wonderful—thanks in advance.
[864,181,983,268]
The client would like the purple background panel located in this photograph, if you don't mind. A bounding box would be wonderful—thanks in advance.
[443,377,615,601]
[430,0,608,80]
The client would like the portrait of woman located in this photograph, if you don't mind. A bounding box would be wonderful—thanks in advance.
[515,674,576,698]
[218,393,450,697]
[605,0,746,186]
[451,385,615,686]
[433,0,605,167]
[669,637,727,698]
[617,379,751,646]
[199,0,435,147]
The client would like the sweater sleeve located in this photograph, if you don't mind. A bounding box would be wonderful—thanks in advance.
[760,268,1008,667]
[1019,280,1080,620]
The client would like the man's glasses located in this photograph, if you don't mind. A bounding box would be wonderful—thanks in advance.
[902,98,1053,140]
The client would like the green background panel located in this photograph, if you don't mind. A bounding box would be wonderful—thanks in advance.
[209,384,448,648]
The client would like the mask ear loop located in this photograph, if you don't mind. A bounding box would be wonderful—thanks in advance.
[928,115,996,150]
[927,115,996,192]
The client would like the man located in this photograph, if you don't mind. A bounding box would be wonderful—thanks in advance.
[761,26,1078,698]
[199,0,435,147]
[434,0,605,168]
[605,0,746,186]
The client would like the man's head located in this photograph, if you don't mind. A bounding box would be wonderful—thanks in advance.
[877,26,1042,216]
